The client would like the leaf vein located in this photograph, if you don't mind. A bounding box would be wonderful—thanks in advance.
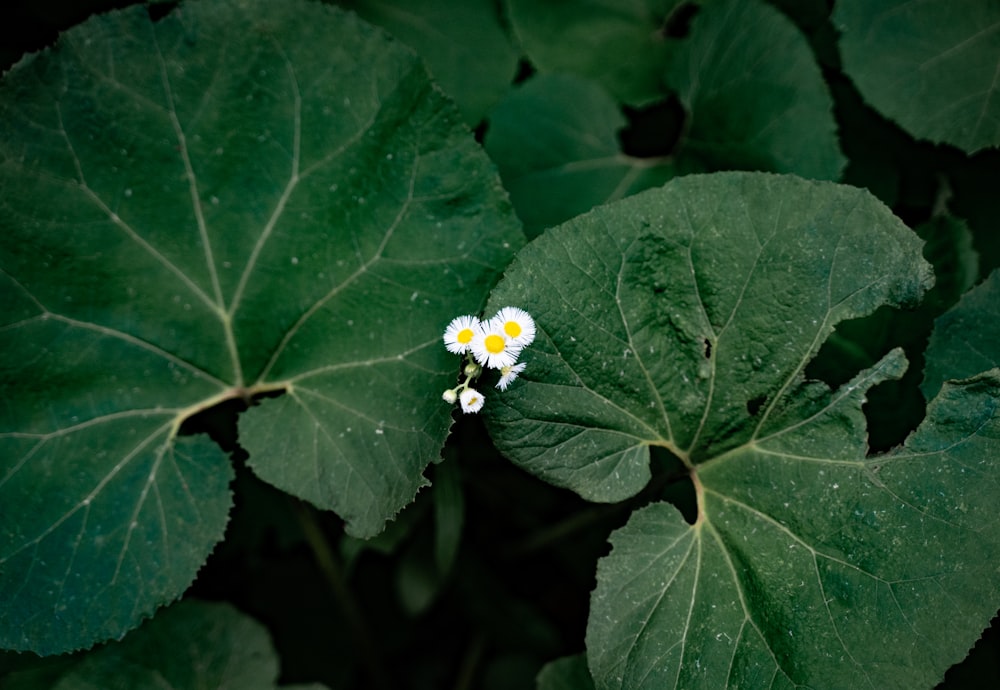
[255,149,420,382]
[617,235,673,443]
[53,103,219,314]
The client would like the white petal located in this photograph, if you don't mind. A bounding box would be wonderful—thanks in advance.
[443,314,480,354]
[459,387,485,413]
[492,306,536,347]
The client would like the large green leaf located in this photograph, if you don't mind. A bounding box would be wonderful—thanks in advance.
[667,0,845,180]
[0,600,326,689]
[334,0,519,124]
[484,173,1000,686]
[590,371,1000,689]
[0,0,521,654]
[507,0,686,106]
[805,215,980,452]
[835,0,1000,154]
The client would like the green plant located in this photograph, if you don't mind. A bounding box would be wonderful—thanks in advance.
[2,0,999,688]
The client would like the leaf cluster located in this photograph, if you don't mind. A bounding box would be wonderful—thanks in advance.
[2,1,1000,689]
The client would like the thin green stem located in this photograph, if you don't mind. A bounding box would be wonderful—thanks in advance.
[452,632,488,690]
[501,504,626,559]
[295,502,391,690]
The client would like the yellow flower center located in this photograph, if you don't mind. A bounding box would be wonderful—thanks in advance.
[457,328,474,344]
[484,334,506,354]
[503,321,522,337]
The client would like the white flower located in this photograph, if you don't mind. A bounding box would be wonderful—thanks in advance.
[496,362,527,391]
[443,314,481,354]
[492,307,536,348]
[470,319,522,370]
[459,387,485,413]
[442,389,458,404]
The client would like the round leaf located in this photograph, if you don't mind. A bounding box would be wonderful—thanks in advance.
[668,0,845,179]
[0,0,521,654]
[481,173,999,685]
[835,0,1000,153]
[485,172,930,496]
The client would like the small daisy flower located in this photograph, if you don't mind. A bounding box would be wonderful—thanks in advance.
[492,307,536,347]
[496,362,527,391]
[459,387,485,413]
[470,320,522,370]
[443,314,480,355]
[442,389,458,404]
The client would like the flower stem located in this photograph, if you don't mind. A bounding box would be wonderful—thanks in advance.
[295,501,391,690]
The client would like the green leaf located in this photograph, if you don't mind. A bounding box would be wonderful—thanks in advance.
[483,173,999,685]
[485,172,930,498]
[432,454,464,576]
[809,216,979,390]
[507,0,686,106]
[590,369,1000,688]
[667,0,845,179]
[335,0,519,125]
[537,653,597,690]
[0,600,325,689]
[923,269,1000,401]
[835,0,1000,153]
[485,74,676,237]
[0,0,521,654]
[916,215,980,308]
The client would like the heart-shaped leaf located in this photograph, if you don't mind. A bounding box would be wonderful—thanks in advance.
[835,0,1000,153]
[0,0,521,654]
[484,172,1000,686]
[667,0,845,179]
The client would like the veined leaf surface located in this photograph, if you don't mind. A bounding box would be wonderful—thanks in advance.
[0,0,521,654]
[484,172,1000,687]
[835,0,1000,153]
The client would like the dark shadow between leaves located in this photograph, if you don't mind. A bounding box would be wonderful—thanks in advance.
[649,445,698,525]
[618,93,686,160]
[662,1,700,38]
[146,1,179,22]
[177,388,286,461]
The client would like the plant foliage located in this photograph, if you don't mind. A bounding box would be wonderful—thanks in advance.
[0,0,520,654]
[1,0,998,688]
